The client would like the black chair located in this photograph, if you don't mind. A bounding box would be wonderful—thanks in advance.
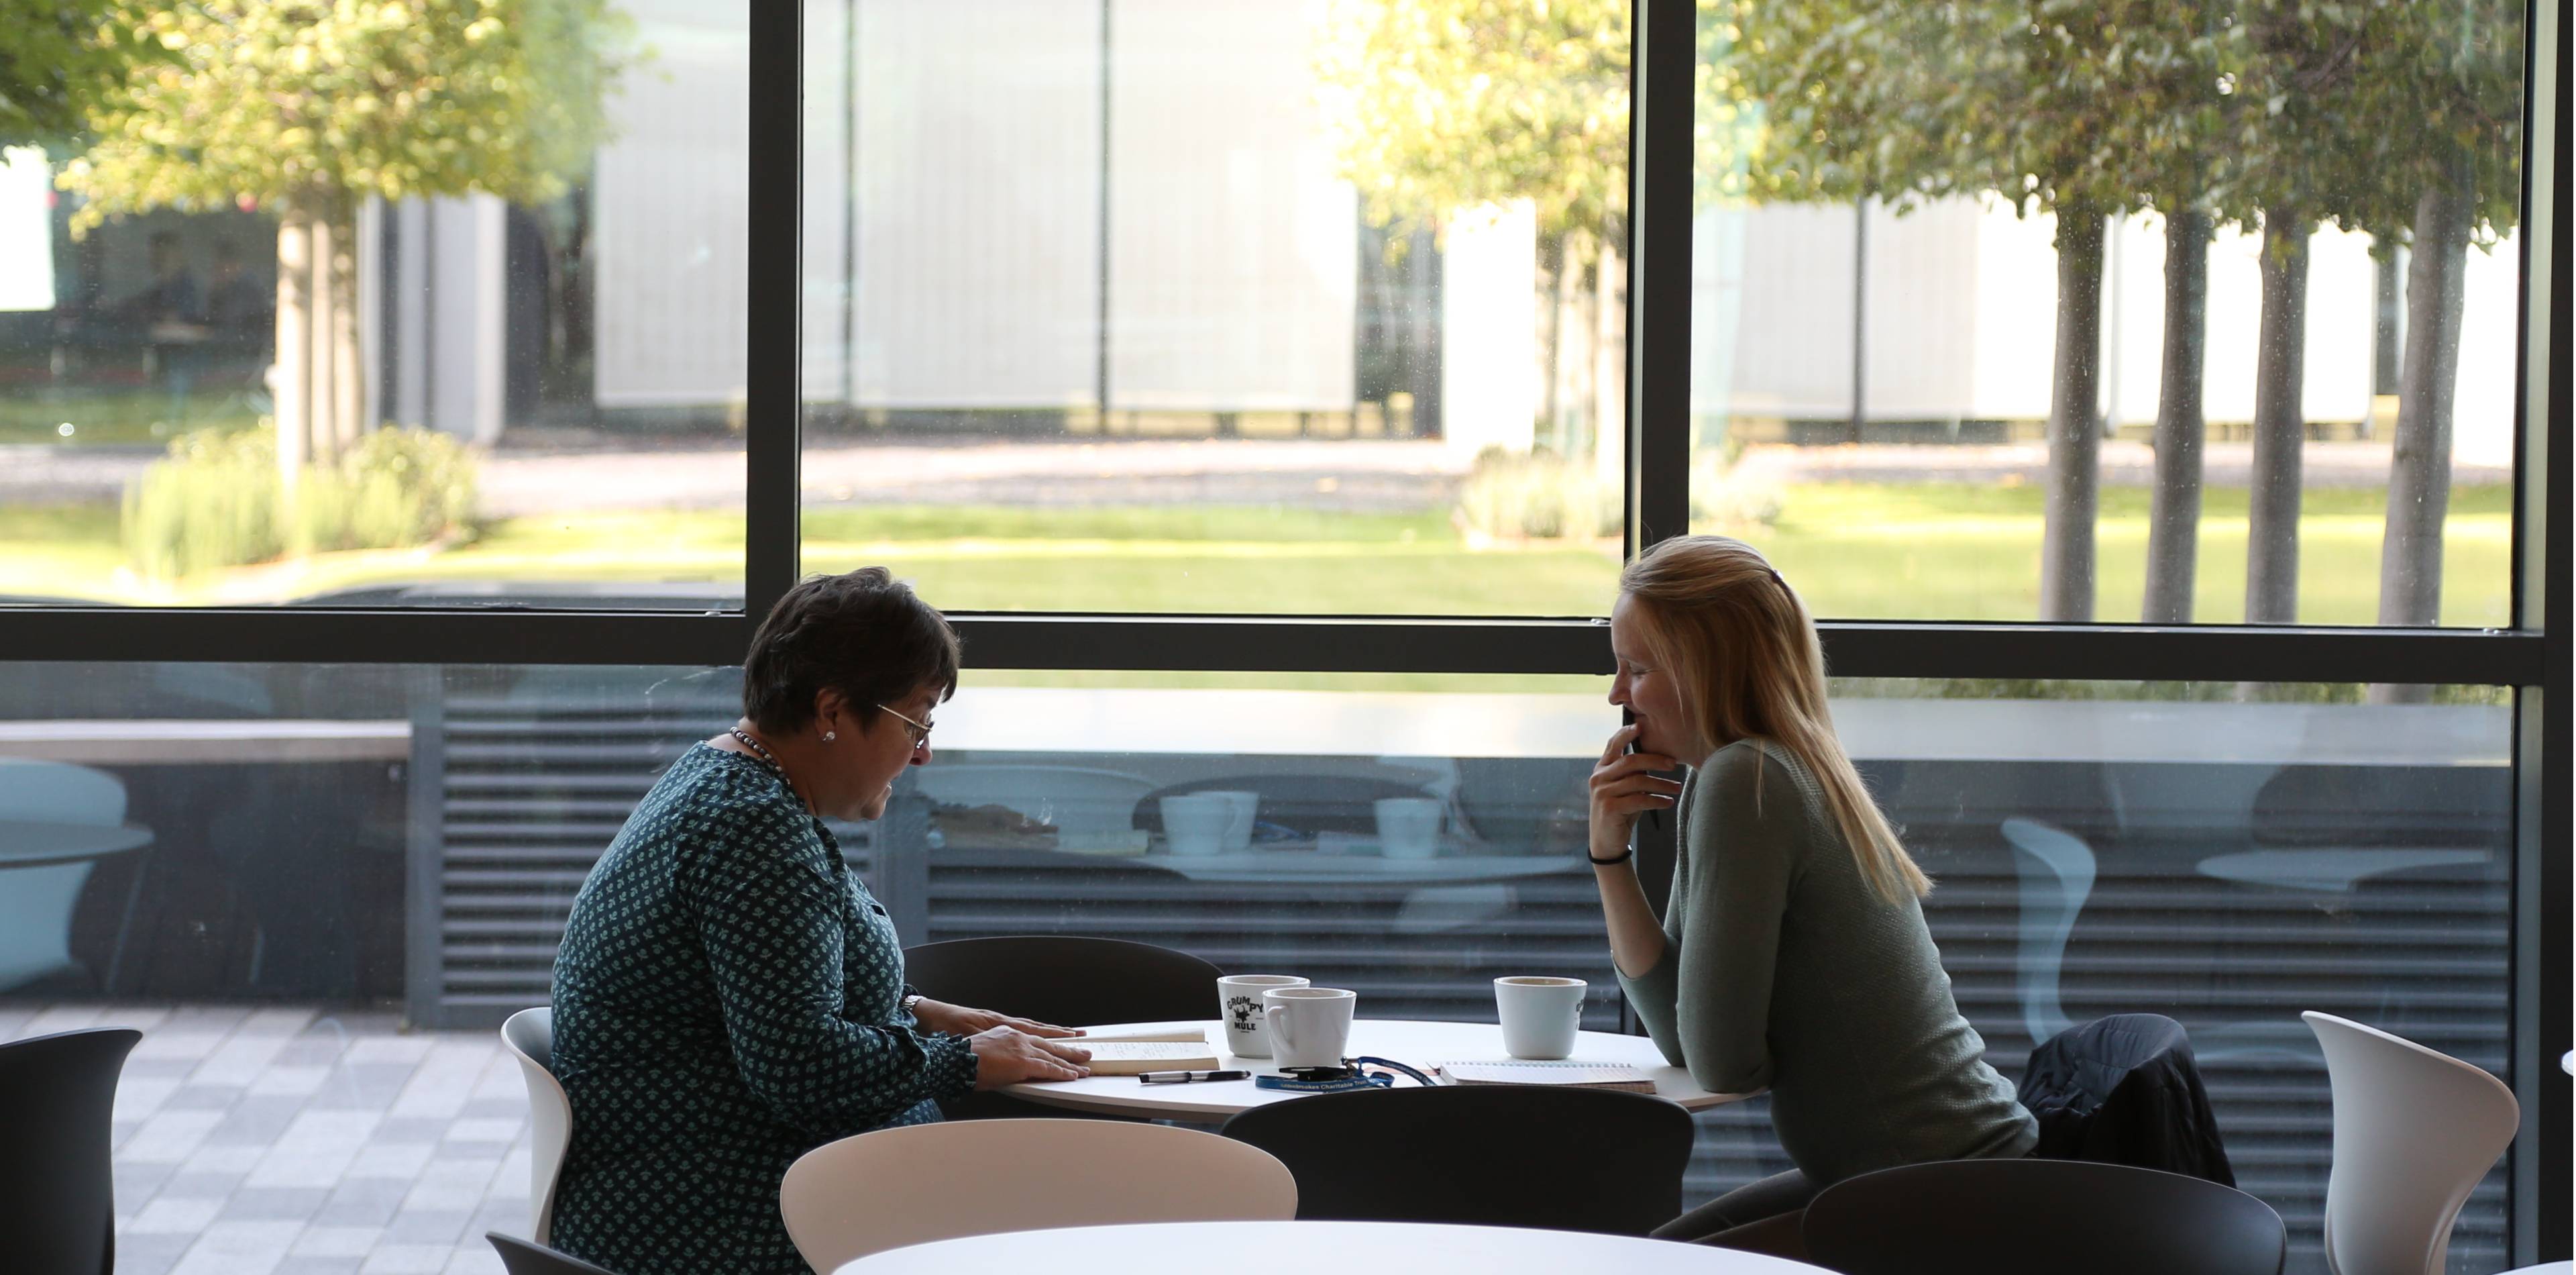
[900,935,1222,1027]
[903,935,1224,1121]
[488,1232,621,1275]
[1220,1084,1695,1235]
[1799,1158,2286,1275]
[0,1027,142,1275]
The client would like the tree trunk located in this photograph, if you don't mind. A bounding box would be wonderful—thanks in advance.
[2143,209,2210,624]
[2377,174,2472,629]
[273,217,313,498]
[2245,209,2311,624]
[328,215,364,453]
[2041,205,2106,623]
[1568,246,1600,470]
[1534,229,1566,455]
[308,217,340,466]
[2371,168,2473,705]
[1593,230,1627,491]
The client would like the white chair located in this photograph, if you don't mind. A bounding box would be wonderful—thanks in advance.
[2303,1011,2519,1275]
[500,1007,572,1245]
[2002,817,2094,1046]
[778,1117,1297,1270]
[0,759,129,991]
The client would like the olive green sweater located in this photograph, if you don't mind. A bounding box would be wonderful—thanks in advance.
[1618,738,2036,1184]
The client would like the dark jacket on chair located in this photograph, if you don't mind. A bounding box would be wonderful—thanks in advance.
[2017,1013,2235,1186]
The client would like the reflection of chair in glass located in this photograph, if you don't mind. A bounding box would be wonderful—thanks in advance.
[2302,1011,2518,1275]
[914,764,1159,850]
[1134,774,1436,840]
[2001,817,2096,1046]
[0,760,135,992]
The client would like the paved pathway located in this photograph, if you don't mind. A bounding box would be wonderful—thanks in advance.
[2,1003,523,1275]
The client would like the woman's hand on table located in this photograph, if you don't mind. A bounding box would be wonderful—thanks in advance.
[910,997,1083,1039]
[968,1027,1093,1088]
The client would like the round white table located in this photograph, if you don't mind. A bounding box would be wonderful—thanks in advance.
[1000,1019,1756,1121]
[836,1220,1825,1274]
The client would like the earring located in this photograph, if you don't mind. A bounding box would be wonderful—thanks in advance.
[822,731,837,743]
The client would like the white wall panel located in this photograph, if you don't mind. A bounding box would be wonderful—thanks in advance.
[851,0,1099,409]
[1105,0,1356,411]
[591,1,749,408]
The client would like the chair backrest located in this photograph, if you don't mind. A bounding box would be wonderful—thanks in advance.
[499,1007,572,1245]
[2303,1011,2519,1275]
[900,935,1222,1027]
[1219,1085,1696,1236]
[486,1231,620,1275]
[1802,1157,2286,1275]
[2001,817,2096,1046]
[0,1028,142,1275]
[780,1118,1296,1270]
[0,758,126,825]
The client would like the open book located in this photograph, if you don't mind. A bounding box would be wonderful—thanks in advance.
[1069,1027,1211,1045]
[1435,1060,1658,1094]
[1067,1041,1223,1075]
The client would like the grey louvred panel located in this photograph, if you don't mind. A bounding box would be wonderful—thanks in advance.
[427,680,2509,1274]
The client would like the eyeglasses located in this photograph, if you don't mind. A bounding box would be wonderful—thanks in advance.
[875,703,934,748]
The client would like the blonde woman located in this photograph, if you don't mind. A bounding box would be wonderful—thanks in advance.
[1589,536,2035,1249]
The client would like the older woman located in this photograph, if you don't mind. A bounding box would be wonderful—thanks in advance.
[547,569,1091,1275]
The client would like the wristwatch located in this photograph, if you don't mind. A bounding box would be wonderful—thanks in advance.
[900,992,925,1016]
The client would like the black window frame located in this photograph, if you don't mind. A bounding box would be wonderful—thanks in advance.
[0,0,2563,1260]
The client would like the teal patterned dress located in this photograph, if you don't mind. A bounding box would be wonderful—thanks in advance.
[548,744,978,1274]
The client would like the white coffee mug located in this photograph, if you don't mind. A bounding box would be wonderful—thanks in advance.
[1217,974,1309,1057]
[1262,986,1356,1070]
[1161,793,1233,858]
[1374,797,1443,860]
[1495,976,1587,1060]
[1199,790,1258,851]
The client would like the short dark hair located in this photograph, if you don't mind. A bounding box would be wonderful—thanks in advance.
[741,569,961,735]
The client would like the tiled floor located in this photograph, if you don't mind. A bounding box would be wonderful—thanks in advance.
[1,1003,528,1275]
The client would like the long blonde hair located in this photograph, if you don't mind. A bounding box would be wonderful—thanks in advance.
[1619,536,1929,903]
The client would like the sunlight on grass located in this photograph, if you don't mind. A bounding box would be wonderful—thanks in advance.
[0,485,2516,627]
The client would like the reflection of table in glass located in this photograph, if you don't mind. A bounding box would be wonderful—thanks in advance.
[1123,850,1583,886]
[0,820,156,992]
[2194,848,2493,892]
[0,719,411,765]
[836,1221,1826,1275]
[999,1018,1752,1123]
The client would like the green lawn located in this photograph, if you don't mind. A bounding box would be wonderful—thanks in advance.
[0,389,264,446]
[0,484,2515,628]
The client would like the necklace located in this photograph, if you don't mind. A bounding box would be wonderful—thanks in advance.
[728,726,783,771]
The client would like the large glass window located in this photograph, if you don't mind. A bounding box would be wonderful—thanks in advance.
[0,2,749,609]
[796,1,1631,615]
[1689,2,2524,627]
[1,664,2518,1272]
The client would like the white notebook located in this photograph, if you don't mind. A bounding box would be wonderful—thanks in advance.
[1436,1060,1658,1093]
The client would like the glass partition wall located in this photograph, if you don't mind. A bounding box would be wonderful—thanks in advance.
[0,3,2561,1275]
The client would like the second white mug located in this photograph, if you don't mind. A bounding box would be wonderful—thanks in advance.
[1495,976,1587,1060]
[1262,986,1356,1070]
